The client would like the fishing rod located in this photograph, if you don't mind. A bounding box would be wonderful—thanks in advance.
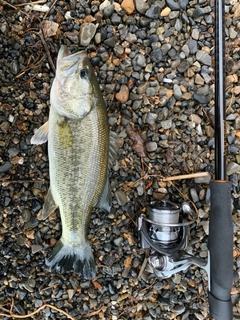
[207,0,234,318]
[138,0,235,319]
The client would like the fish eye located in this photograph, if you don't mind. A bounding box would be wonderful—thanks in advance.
[80,69,88,79]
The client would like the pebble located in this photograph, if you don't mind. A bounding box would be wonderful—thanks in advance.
[226,162,240,176]
[196,50,212,66]
[160,7,171,17]
[145,4,161,19]
[161,119,172,129]
[115,189,128,205]
[79,23,97,46]
[146,142,157,152]
[121,0,135,14]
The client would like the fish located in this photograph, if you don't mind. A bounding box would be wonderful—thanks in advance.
[31,45,117,280]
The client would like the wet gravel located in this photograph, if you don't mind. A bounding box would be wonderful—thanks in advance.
[0,0,240,319]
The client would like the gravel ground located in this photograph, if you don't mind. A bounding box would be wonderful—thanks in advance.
[0,0,240,319]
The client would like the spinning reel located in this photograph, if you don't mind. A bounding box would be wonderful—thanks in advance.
[138,200,209,279]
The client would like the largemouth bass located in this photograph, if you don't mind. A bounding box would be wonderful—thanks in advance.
[31,46,115,279]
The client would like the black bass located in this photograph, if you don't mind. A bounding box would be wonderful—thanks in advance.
[31,46,115,279]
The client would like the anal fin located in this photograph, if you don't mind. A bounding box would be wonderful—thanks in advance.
[96,177,112,213]
[42,188,58,220]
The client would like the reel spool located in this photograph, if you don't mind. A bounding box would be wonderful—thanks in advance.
[138,200,209,279]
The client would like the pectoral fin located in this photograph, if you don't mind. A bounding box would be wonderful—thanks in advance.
[31,121,49,144]
[42,188,58,220]
[96,177,112,213]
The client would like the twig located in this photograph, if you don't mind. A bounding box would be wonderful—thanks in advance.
[82,306,103,318]
[138,249,149,279]
[16,54,46,78]
[0,298,75,320]
[13,0,46,6]
[43,0,58,19]
[1,0,28,15]
[34,28,56,73]
[161,172,210,182]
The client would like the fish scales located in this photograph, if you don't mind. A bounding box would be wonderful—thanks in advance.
[31,46,114,279]
[49,105,109,246]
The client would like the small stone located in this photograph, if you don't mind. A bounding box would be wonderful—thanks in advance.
[145,4,161,19]
[195,74,205,85]
[104,36,116,47]
[114,237,124,246]
[160,7,171,16]
[193,94,209,104]
[196,50,212,66]
[135,0,149,14]
[179,0,188,10]
[103,4,115,18]
[190,188,199,202]
[115,189,128,206]
[161,119,172,129]
[186,39,198,54]
[205,125,214,138]
[173,84,182,100]
[226,162,240,176]
[190,114,202,124]
[0,161,13,173]
[146,142,157,152]
[115,85,129,103]
[193,7,205,18]
[177,61,190,73]
[229,27,238,39]
[191,28,200,40]
[79,23,97,46]
[166,0,180,10]
[121,0,135,14]
[173,273,181,284]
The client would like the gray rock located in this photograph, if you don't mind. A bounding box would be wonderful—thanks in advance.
[226,162,240,176]
[186,39,198,54]
[177,61,190,73]
[145,4,161,19]
[0,161,13,173]
[161,43,171,55]
[115,189,128,205]
[161,119,172,129]
[192,28,200,40]
[79,23,97,46]
[196,50,212,66]
[146,142,158,152]
[135,0,150,14]
[146,112,158,125]
[229,27,238,39]
[139,17,151,27]
[146,87,156,96]
[103,4,115,18]
[151,48,163,63]
[174,18,182,31]
[173,84,182,99]
[179,0,188,10]
[193,7,205,18]
[133,53,146,71]
[111,12,122,24]
[190,188,199,202]
[166,0,180,10]
[193,93,209,104]
[104,36,116,48]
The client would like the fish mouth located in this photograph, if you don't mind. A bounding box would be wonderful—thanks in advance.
[58,45,87,61]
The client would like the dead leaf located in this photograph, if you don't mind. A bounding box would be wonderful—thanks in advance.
[124,257,132,267]
[92,280,103,290]
[126,124,146,158]
[41,21,59,38]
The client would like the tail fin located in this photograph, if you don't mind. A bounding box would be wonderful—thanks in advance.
[46,239,96,280]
